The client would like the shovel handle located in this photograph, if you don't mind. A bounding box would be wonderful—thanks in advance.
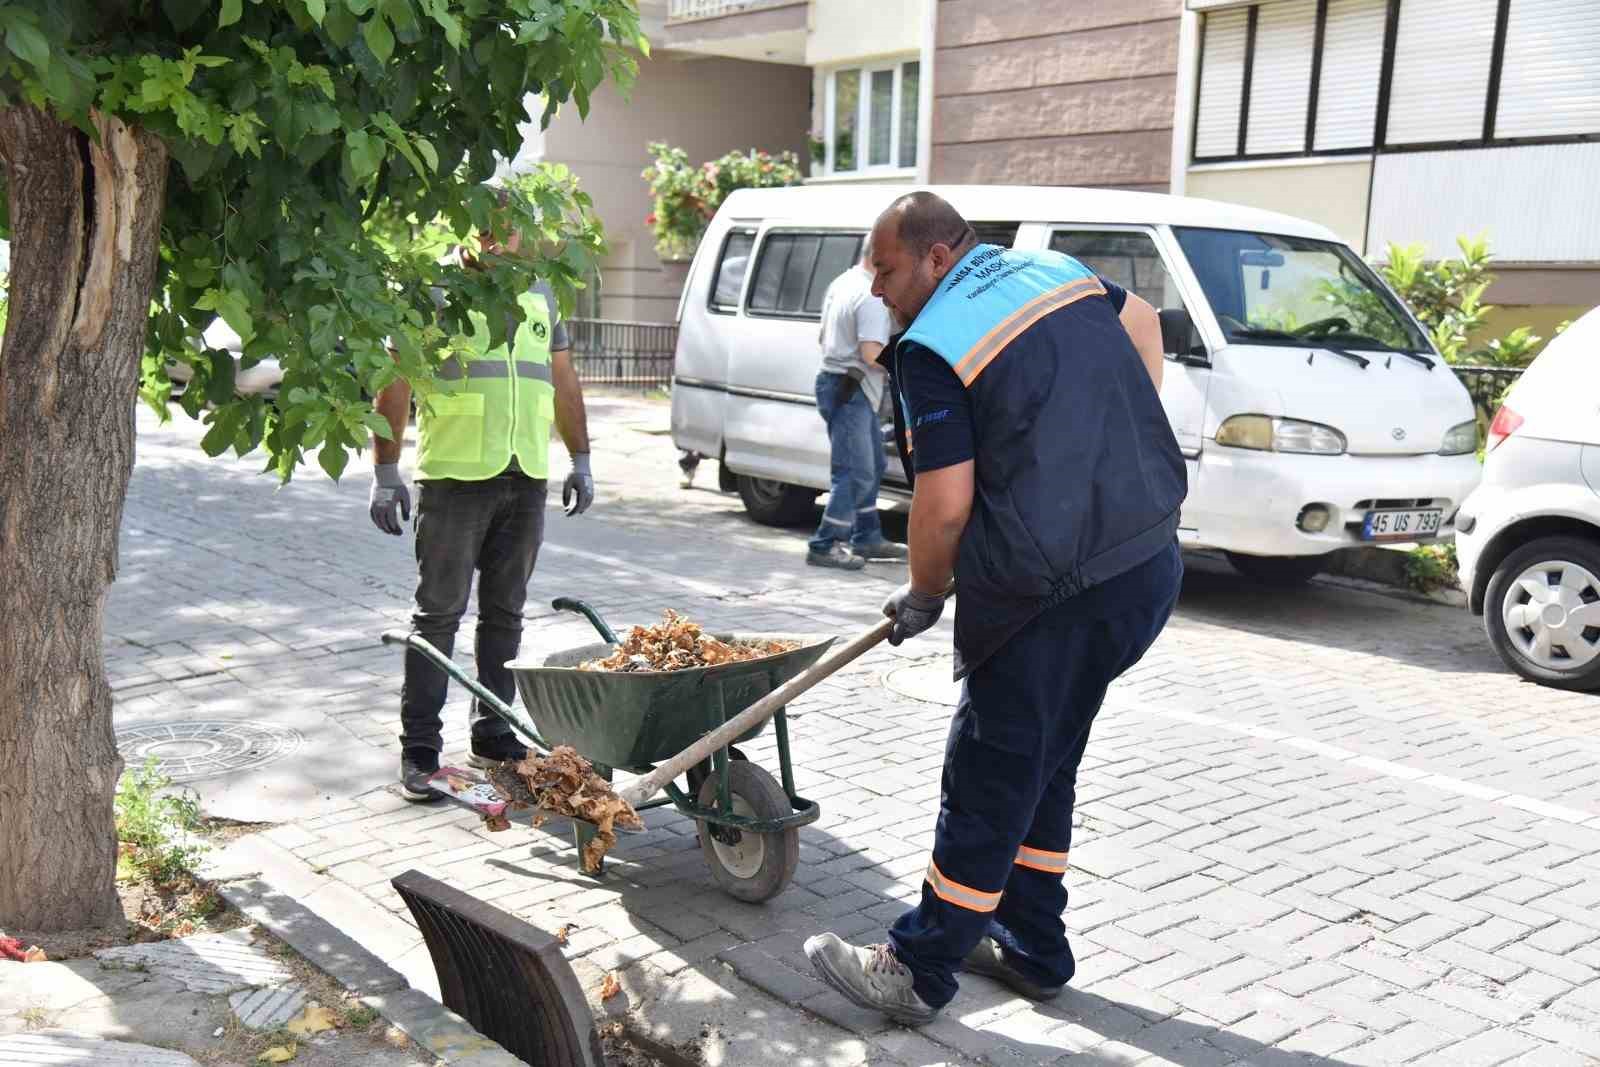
[618,617,895,809]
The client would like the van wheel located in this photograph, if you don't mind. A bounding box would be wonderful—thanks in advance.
[1484,536,1600,692]
[736,475,818,527]
[1226,552,1329,587]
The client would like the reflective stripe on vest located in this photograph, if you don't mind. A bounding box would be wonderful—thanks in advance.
[415,289,556,481]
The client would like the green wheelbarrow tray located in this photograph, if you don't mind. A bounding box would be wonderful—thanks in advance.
[509,633,836,771]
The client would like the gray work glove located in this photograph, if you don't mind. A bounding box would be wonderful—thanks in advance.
[563,452,594,516]
[369,462,411,536]
[882,583,949,646]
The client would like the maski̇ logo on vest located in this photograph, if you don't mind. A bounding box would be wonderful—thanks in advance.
[532,320,548,341]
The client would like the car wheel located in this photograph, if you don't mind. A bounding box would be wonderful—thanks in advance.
[736,475,818,527]
[1484,536,1600,691]
[1224,551,1330,587]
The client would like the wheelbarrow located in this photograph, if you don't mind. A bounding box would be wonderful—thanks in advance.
[382,598,889,903]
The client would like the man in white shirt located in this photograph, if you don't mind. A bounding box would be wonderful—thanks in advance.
[807,239,908,569]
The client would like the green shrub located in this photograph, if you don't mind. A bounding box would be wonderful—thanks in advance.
[642,143,803,260]
[1404,543,1459,595]
[115,757,207,886]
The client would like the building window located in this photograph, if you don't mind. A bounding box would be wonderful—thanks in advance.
[1191,0,1600,164]
[825,60,920,175]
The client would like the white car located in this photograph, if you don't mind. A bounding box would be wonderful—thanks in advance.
[1457,307,1600,691]
[166,320,283,398]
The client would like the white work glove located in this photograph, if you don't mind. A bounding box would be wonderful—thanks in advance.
[563,453,594,516]
[369,462,411,536]
[882,582,949,646]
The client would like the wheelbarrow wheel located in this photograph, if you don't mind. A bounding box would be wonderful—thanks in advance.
[695,761,798,904]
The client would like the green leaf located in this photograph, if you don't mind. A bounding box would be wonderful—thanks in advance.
[318,440,349,480]
[346,0,376,13]
[161,0,210,31]
[205,347,237,405]
[414,136,437,173]
[306,0,327,23]
[364,410,394,441]
[219,0,243,28]
[345,129,384,184]
[322,4,357,45]
[362,14,394,62]
[196,287,256,346]
[4,19,51,73]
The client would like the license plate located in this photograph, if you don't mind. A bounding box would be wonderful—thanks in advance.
[1362,508,1443,541]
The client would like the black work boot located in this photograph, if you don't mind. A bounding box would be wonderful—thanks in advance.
[962,937,1064,1001]
[399,747,442,803]
[468,734,529,769]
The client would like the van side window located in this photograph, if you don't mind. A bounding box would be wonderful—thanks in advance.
[709,229,757,313]
[1049,230,1184,312]
[749,232,864,318]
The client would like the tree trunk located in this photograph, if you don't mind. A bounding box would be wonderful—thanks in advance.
[0,107,168,931]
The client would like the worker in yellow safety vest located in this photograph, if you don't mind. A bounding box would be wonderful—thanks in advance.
[368,211,594,801]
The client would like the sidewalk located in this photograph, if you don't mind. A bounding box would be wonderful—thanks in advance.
[105,398,1600,1066]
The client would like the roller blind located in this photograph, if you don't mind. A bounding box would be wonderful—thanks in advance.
[1385,0,1497,145]
[1495,0,1600,138]
[1245,0,1318,154]
[1313,0,1386,150]
[1195,8,1250,157]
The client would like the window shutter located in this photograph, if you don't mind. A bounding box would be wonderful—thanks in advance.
[1314,0,1386,150]
[1245,0,1318,154]
[1195,8,1250,158]
[1495,0,1600,138]
[1386,0,1498,145]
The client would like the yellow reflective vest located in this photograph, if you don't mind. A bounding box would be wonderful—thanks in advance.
[416,290,556,481]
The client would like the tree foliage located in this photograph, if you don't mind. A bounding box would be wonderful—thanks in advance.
[1377,236,1544,367]
[0,0,644,480]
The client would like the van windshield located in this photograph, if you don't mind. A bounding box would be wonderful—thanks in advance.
[1172,227,1430,355]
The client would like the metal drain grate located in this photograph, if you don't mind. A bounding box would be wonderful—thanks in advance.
[393,870,602,1066]
[115,720,304,783]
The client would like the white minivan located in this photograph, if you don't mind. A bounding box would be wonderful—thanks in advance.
[670,185,1481,585]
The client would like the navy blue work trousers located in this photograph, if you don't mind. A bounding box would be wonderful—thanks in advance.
[889,544,1182,1009]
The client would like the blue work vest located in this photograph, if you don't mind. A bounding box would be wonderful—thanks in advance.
[893,244,1187,677]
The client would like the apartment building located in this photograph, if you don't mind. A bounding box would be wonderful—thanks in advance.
[527,0,1597,328]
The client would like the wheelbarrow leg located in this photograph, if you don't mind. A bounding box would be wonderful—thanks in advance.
[575,761,613,877]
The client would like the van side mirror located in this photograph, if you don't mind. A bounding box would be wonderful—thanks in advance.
[1159,308,1209,366]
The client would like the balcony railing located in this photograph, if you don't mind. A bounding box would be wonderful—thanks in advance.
[667,0,795,22]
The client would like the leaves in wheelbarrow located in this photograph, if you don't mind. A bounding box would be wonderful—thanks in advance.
[578,609,798,673]
[487,746,644,872]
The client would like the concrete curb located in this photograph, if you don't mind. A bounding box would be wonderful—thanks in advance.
[1319,545,1468,608]
[206,836,526,1067]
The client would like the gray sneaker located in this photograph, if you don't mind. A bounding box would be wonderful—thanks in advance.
[803,934,939,1025]
[961,936,1064,1001]
[806,544,866,571]
[852,539,909,562]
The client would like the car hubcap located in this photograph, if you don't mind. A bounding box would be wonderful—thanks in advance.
[709,794,765,880]
[747,478,785,507]
[1502,560,1600,671]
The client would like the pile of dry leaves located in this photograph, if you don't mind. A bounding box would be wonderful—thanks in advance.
[485,747,644,872]
[579,610,797,673]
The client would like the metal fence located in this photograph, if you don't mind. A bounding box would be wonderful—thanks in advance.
[1451,364,1524,429]
[566,318,677,392]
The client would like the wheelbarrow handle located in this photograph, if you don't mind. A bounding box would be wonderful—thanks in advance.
[551,597,620,645]
[618,617,895,811]
[378,630,553,752]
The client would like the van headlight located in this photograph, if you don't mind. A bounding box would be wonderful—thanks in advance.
[1439,420,1478,456]
[1215,415,1347,455]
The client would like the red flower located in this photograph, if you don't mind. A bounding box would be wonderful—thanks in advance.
[645,213,657,226]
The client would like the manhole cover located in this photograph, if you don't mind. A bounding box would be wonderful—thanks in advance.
[883,660,961,707]
[115,720,304,783]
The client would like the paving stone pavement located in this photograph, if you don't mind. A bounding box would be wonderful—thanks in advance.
[110,398,1600,1066]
